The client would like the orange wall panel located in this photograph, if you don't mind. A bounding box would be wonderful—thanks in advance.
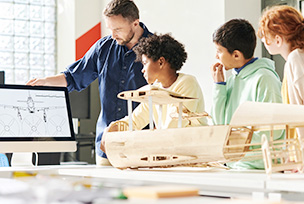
[75,22,101,60]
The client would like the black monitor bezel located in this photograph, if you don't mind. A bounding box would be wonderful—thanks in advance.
[0,84,75,142]
[0,71,4,85]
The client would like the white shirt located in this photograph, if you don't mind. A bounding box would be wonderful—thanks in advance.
[285,48,304,138]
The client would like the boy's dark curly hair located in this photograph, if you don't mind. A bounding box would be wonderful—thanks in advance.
[134,33,187,71]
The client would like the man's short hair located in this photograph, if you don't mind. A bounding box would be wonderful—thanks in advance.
[213,19,256,59]
[104,0,139,22]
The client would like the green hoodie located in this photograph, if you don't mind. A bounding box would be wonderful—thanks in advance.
[211,58,284,169]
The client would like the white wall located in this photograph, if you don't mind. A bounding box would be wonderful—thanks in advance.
[75,0,102,39]
[57,0,102,73]
[57,0,75,73]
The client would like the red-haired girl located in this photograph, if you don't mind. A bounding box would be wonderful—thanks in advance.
[258,5,304,139]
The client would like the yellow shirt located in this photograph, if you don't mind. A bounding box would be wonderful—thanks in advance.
[120,73,207,130]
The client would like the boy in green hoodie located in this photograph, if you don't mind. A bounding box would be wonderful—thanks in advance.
[211,19,284,169]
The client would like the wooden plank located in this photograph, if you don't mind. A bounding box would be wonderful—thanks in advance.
[123,185,199,199]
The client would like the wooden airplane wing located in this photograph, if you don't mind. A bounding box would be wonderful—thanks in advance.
[230,101,304,128]
[117,85,197,105]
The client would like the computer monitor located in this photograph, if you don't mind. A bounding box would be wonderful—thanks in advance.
[0,84,77,166]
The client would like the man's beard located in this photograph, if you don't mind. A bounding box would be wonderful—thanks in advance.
[116,30,135,45]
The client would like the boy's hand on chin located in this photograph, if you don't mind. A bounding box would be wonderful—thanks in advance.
[211,63,225,82]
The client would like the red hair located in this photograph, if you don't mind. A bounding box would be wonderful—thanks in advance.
[258,5,304,50]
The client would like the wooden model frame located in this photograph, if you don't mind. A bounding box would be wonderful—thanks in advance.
[104,85,304,174]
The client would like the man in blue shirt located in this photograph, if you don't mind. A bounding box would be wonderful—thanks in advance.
[27,0,152,165]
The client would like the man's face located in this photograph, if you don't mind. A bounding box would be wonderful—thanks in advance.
[105,15,136,45]
[214,43,236,70]
[141,55,161,84]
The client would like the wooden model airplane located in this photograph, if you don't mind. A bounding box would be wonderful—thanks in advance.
[104,85,304,174]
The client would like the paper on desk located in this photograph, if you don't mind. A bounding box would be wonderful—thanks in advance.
[0,197,27,204]
[0,178,29,194]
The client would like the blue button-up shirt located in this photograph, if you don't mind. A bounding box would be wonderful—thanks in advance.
[64,22,152,158]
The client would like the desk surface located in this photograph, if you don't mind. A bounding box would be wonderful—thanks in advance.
[57,166,304,201]
[1,165,304,202]
[58,166,266,194]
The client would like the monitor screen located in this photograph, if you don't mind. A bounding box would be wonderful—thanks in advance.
[0,85,76,155]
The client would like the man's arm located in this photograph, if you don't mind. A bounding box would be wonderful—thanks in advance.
[26,73,67,87]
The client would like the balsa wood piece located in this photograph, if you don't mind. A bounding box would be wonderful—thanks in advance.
[123,185,199,199]
[169,110,210,119]
[230,102,304,128]
[117,84,197,105]
[262,135,304,175]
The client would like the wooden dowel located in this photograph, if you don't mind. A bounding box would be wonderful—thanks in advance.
[178,102,182,128]
[158,104,163,129]
[128,99,133,131]
[148,96,154,130]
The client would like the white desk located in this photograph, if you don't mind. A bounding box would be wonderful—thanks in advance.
[266,173,304,193]
[57,166,304,201]
[0,165,233,204]
[1,165,304,203]
[58,167,266,197]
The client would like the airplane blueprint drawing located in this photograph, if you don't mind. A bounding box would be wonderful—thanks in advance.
[0,88,71,137]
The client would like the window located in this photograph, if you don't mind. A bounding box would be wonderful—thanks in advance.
[0,0,56,84]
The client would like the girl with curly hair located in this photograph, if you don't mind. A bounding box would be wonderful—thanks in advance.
[258,5,304,139]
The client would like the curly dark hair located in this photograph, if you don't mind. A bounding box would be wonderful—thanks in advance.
[133,33,187,71]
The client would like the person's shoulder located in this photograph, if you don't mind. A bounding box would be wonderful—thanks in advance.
[285,49,304,75]
[177,73,199,84]
[239,58,280,82]
[178,73,196,80]
[91,35,122,54]
[140,22,153,37]
[173,73,203,96]
[250,58,277,75]
[254,57,274,67]
[288,48,304,61]
[253,62,281,83]
[176,73,202,91]
[97,35,115,46]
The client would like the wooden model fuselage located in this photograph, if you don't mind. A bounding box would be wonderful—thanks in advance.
[105,85,304,172]
[105,125,252,169]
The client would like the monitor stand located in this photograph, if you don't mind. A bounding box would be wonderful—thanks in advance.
[11,152,36,167]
